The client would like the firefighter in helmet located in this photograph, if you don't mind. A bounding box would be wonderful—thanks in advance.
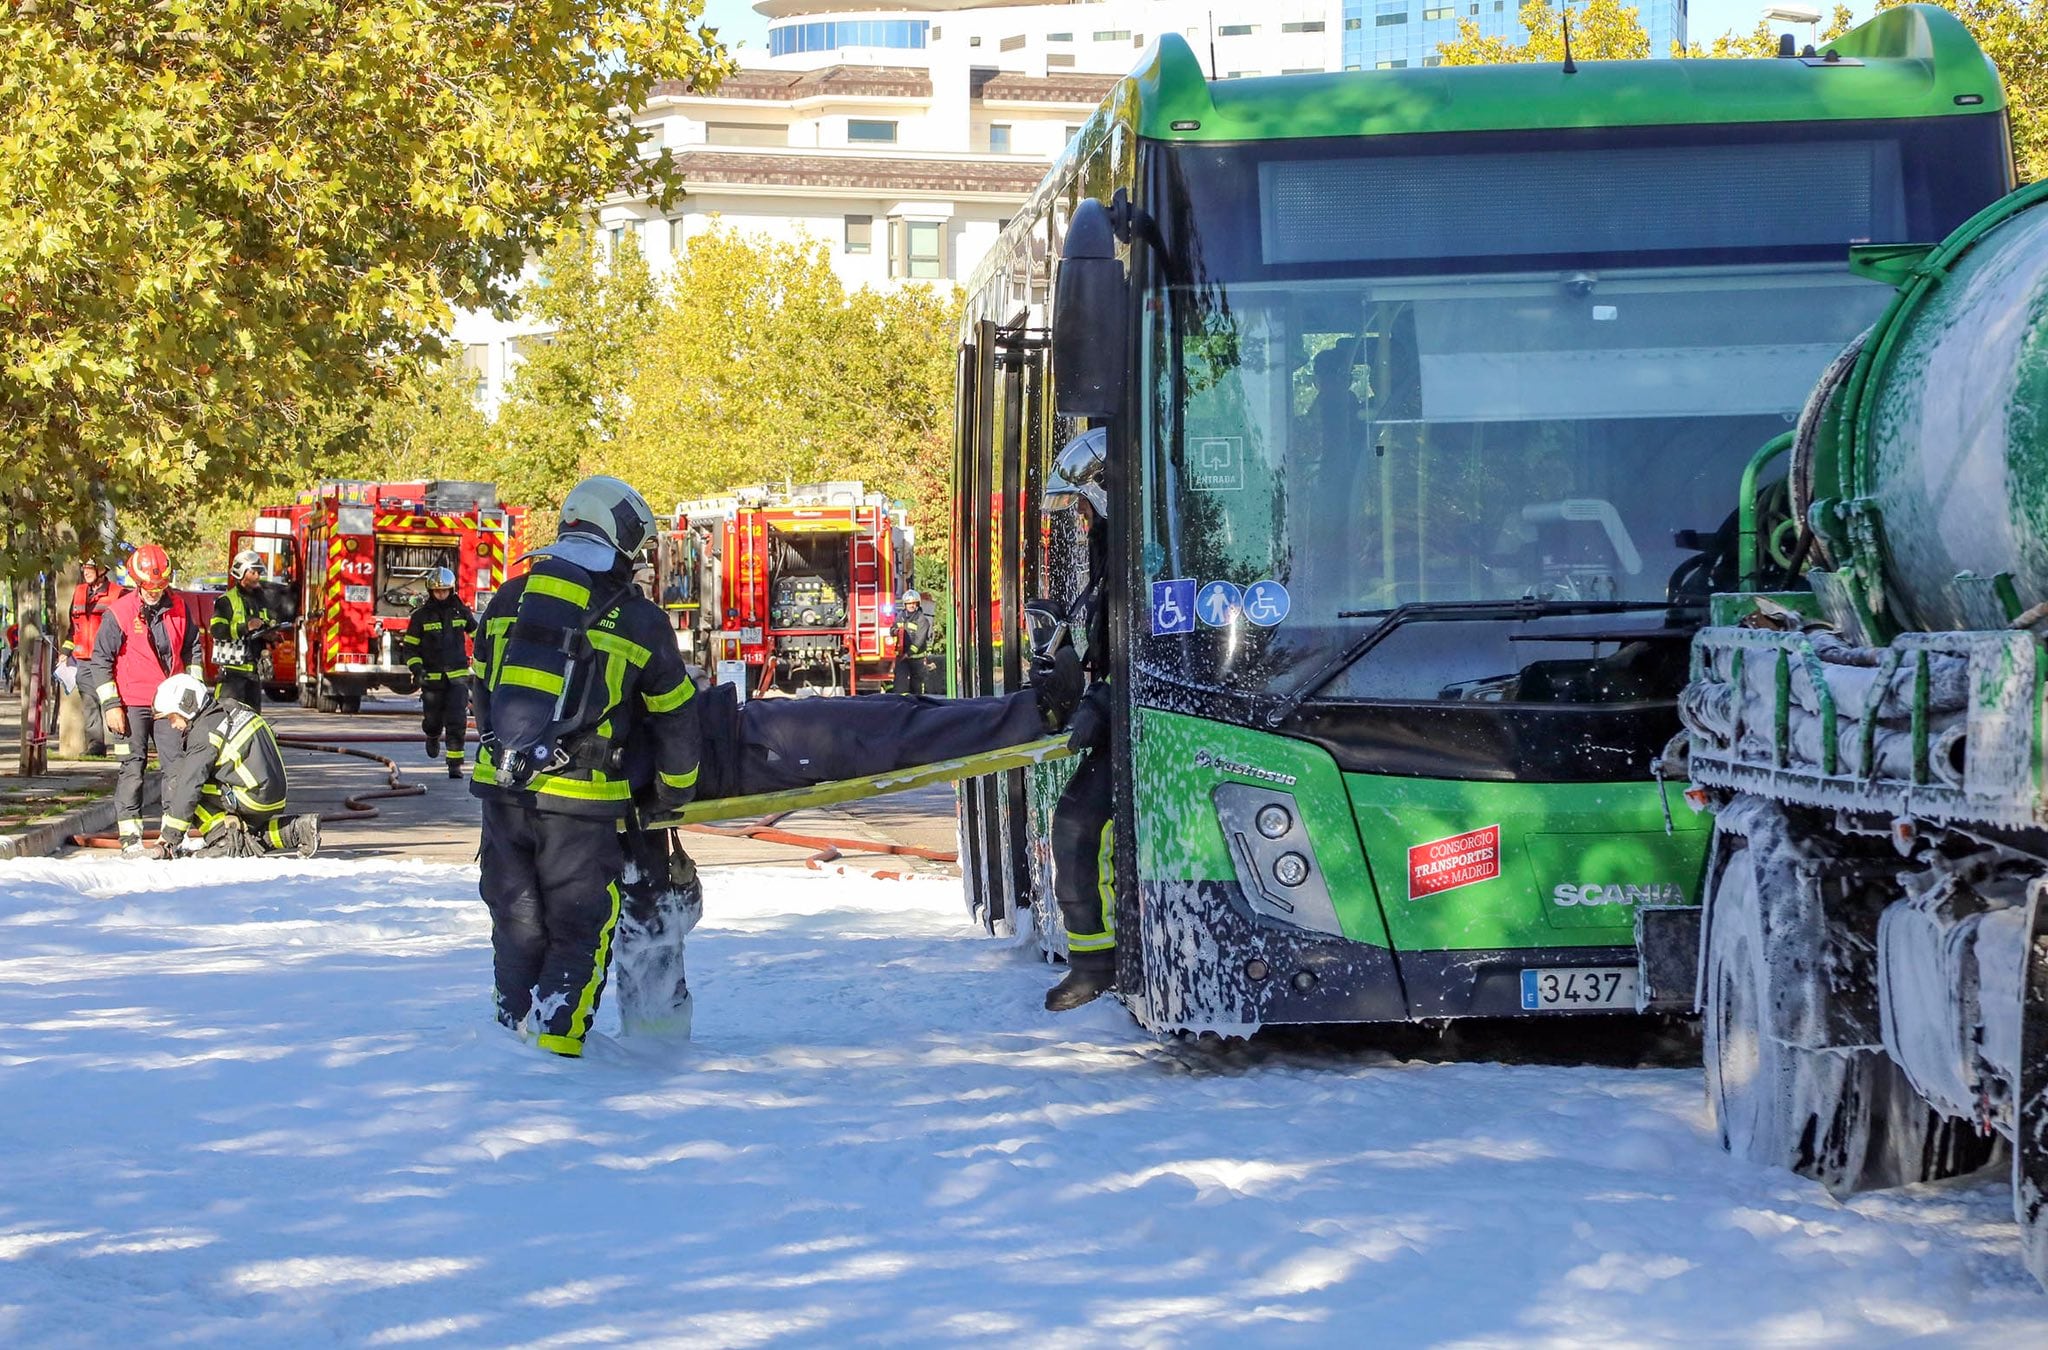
[891,589,934,695]
[1039,429,1118,1011]
[211,550,278,710]
[146,673,321,859]
[85,544,203,857]
[470,475,703,1058]
[403,566,477,779]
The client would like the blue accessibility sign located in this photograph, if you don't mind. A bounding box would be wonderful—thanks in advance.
[1243,580,1291,627]
[1196,580,1242,628]
[1151,578,1197,635]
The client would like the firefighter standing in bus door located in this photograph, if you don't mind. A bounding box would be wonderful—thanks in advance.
[211,550,279,711]
[1040,429,1118,1012]
[85,544,203,858]
[891,588,934,695]
[404,567,477,779]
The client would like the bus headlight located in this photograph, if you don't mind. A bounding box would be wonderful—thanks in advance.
[1211,782,1344,939]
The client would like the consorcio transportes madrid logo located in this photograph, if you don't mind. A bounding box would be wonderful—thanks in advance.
[1408,824,1501,900]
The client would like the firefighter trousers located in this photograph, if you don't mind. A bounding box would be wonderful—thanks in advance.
[113,707,186,842]
[1051,749,1115,964]
[218,671,262,711]
[421,677,469,764]
[478,799,625,1057]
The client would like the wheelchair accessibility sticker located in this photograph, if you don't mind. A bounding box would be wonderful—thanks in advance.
[1151,578,1197,635]
[1243,580,1291,626]
[1196,581,1242,628]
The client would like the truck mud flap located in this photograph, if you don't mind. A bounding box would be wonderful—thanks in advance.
[2016,878,2048,1288]
[1635,904,1701,1012]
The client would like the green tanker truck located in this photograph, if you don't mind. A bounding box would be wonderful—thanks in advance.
[1655,178,2048,1284]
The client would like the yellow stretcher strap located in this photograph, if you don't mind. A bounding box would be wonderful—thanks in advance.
[652,734,1074,827]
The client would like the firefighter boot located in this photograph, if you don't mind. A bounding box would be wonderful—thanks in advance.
[1044,950,1115,1012]
[424,735,442,761]
[447,759,463,781]
[286,814,322,858]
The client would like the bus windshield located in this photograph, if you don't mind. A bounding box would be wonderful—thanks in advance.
[1135,119,2008,705]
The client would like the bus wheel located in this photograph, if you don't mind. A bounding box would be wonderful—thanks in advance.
[1705,834,1993,1194]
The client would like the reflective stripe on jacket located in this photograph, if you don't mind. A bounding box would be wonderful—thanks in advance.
[86,590,201,709]
[402,594,476,680]
[159,700,289,834]
[469,556,701,820]
[210,586,276,673]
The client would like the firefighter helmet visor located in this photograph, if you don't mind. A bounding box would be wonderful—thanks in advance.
[230,550,266,582]
[128,544,173,590]
[428,567,456,591]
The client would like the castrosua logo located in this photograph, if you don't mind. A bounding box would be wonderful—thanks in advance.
[1552,882,1687,907]
[1193,749,1298,786]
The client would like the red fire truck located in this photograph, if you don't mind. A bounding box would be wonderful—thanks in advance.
[660,481,914,696]
[225,480,526,713]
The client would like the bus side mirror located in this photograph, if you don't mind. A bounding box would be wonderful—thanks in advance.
[1052,197,1128,419]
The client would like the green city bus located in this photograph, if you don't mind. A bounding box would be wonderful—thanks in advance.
[950,7,2014,1034]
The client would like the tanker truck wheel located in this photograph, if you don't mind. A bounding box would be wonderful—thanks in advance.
[1705,836,1995,1194]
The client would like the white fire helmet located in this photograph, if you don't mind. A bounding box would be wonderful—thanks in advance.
[230,550,266,582]
[559,475,657,559]
[151,673,211,721]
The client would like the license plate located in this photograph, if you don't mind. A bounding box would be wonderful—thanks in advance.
[1520,966,1636,1011]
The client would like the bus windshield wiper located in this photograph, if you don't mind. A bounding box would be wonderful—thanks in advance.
[1263,597,1699,728]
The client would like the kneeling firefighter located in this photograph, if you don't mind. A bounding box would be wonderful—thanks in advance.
[470,475,701,1058]
[1041,429,1117,1012]
[147,674,321,859]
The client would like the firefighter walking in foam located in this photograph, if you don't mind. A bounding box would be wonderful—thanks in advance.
[1040,430,1118,1012]
[403,567,476,779]
[470,476,702,1058]
[144,674,320,859]
[85,544,203,858]
[211,550,278,710]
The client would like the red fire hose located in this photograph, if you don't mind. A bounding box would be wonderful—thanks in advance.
[684,810,958,874]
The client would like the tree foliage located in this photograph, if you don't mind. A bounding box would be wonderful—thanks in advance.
[1436,0,1651,64]
[0,0,731,579]
[599,227,961,562]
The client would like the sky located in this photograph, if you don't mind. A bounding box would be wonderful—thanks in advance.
[694,0,1872,59]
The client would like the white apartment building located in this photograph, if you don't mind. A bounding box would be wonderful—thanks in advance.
[452,0,1682,410]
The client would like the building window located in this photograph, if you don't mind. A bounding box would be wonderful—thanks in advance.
[847,119,898,145]
[1376,11,1409,25]
[1345,16,1362,28]
[769,18,929,56]
[1225,70,1261,78]
[1064,124,1084,142]
[988,123,1012,154]
[1218,24,1256,36]
[1093,30,1131,42]
[907,221,943,279]
[1493,1,1503,8]
[670,217,688,255]
[460,344,489,388]
[1047,52,1075,66]
[1047,31,1072,42]
[1423,5,1454,17]
[1000,34,1025,51]
[1283,67,1320,74]
[845,215,872,255]
[1281,20,1325,32]
[705,121,785,148]
[1376,58,1409,68]
[969,35,980,46]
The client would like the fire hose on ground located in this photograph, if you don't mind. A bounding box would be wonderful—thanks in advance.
[69,735,425,848]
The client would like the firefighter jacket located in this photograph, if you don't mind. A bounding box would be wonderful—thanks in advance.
[159,699,289,835]
[402,594,477,681]
[87,589,202,709]
[893,609,935,657]
[469,553,700,821]
[210,584,278,674]
[68,577,128,661]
